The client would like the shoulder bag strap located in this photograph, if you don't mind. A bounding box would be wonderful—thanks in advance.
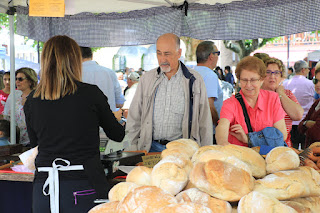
[235,93,253,132]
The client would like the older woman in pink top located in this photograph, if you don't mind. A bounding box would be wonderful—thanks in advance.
[216,56,287,146]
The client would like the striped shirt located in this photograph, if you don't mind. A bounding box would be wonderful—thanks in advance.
[283,89,299,147]
[153,66,185,141]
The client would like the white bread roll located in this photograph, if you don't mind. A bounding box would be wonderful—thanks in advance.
[151,161,188,195]
[176,188,232,213]
[238,191,297,213]
[155,202,213,213]
[281,201,311,213]
[289,197,320,213]
[189,159,254,201]
[220,144,266,178]
[88,201,119,213]
[108,182,140,202]
[126,166,152,186]
[191,145,223,164]
[265,147,300,174]
[159,155,193,176]
[166,139,199,158]
[117,186,177,213]
[253,167,320,200]
[161,148,190,160]
[196,150,252,176]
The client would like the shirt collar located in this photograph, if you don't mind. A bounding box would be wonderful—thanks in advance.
[161,63,182,79]
[239,89,265,111]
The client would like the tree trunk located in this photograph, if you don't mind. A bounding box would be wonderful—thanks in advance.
[180,36,203,62]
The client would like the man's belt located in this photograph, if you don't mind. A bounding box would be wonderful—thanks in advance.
[154,139,170,145]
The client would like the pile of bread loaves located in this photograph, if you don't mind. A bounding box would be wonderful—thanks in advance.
[89,139,320,213]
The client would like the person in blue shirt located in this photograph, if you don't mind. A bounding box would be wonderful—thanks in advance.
[224,66,235,86]
[193,41,223,143]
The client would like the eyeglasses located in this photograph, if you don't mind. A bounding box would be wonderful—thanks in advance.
[313,78,320,84]
[240,78,261,85]
[266,70,282,76]
[212,51,220,56]
[15,77,27,82]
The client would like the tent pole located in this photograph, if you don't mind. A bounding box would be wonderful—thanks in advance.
[287,35,290,71]
[8,3,16,145]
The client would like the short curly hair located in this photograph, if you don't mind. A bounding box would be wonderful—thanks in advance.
[235,56,266,79]
[264,58,286,78]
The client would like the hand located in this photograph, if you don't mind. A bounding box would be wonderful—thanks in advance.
[113,110,123,121]
[305,120,316,129]
[276,83,285,97]
[230,124,248,144]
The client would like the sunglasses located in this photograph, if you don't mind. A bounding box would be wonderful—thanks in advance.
[15,77,27,82]
[212,51,220,56]
[313,78,320,84]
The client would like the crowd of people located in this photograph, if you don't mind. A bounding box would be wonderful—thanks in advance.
[0,33,320,212]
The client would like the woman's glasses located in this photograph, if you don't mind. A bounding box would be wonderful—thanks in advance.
[266,70,282,77]
[16,77,27,82]
[240,78,261,85]
[313,78,320,84]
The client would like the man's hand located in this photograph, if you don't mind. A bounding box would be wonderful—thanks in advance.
[230,124,248,144]
[113,110,123,121]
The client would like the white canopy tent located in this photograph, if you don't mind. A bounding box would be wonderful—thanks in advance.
[0,0,320,144]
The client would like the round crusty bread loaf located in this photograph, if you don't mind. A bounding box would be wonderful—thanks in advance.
[238,191,297,213]
[151,161,188,195]
[265,147,300,174]
[191,145,223,164]
[108,182,140,202]
[88,201,119,213]
[155,202,213,213]
[176,188,232,213]
[126,166,152,186]
[281,201,311,213]
[159,155,193,176]
[289,197,320,213]
[166,139,199,158]
[253,167,320,200]
[161,148,190,160]
[309,142,320,149]
[220,144,266,178]
[189,159,254,202]
[117,186,177,213]
[196,150,252,176]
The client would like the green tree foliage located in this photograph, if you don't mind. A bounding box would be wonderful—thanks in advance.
[223,38,275,59]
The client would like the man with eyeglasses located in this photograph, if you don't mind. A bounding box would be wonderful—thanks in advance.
[283,60,315,148]
[126,33,213,152]
[193,41,223,143]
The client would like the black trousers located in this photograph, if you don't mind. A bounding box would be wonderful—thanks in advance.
[290,125,306,149]
[33,179,98,213]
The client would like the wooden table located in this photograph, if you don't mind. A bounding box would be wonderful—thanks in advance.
[0,171,34,182]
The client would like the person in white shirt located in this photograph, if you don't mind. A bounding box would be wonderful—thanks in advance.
[122,72,140,118]
[80,47,125,111]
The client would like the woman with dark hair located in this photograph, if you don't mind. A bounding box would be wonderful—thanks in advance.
[24,35,125,212]
[216,56,287,146]
[0,71,10,114]
[298,61,320,147]
[3,68,38,145]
